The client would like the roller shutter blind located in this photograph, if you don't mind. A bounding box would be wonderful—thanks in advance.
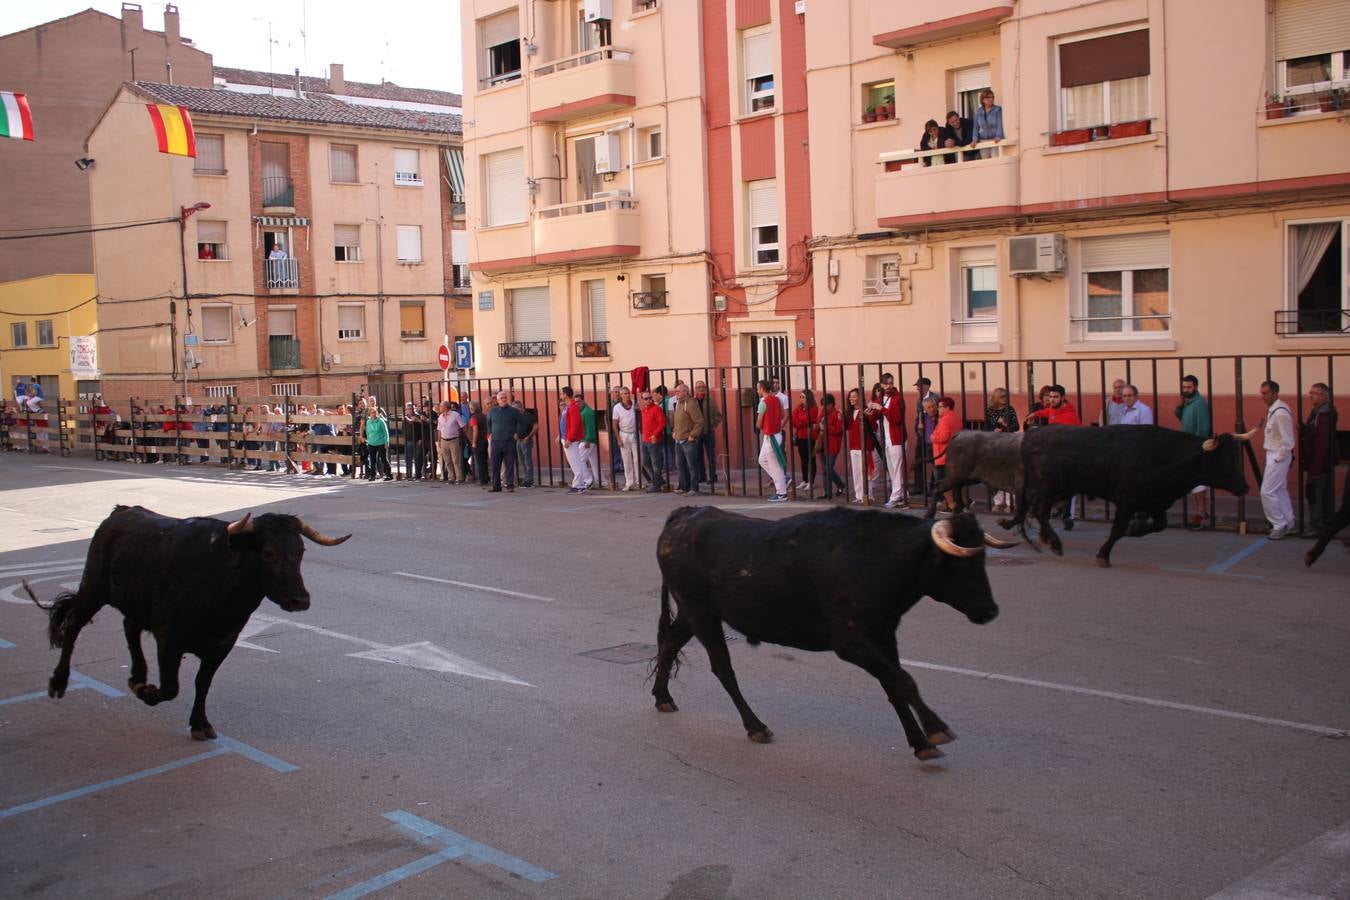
[330,144,357,182]
[396,225,422,262]
[586,281,608,341]
[268,308,296,337]
[743,31,773,79]
[486,149,526,226]
[1060,29,1149,88]
[1274,0,1350,60]
[748,180,777,228]
[451,231,469,265]
[400,302,425,338]
[335,224,360,246]
[394,148,419,178]
[481,11,518,48]
[510,287,551,342]
[337,304,364,337]
[194,135,224,173]
[197,220,226,243]
[1079,232,1170,270]
[953,64,991,95]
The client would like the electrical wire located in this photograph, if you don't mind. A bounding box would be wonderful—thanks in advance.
[0,217,177,241]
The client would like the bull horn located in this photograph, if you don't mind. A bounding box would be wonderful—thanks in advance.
[298,520,352,547]
[1234,427,1259,442]
[931,520,983,558]
[226,513,254,534]
[1201,437,1218,452]
[983,533,1020,549]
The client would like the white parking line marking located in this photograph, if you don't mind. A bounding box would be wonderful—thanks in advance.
[393,571,555,603]
[902,659,1349,737]
[0,558,86,573]
[1207,817,1350,899]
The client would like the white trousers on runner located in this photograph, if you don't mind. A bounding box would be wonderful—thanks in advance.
[582,442,600,487]
[759,435,788,495]
[1261,452,1294,531]
[618,432,639,488]
[883,431,907,503]
[849,448,883,502]
[565,442,587,488]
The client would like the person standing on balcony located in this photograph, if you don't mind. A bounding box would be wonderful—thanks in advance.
[1300,383,1338,533]
[919,119,944,167]
[943,110,975,162]
[1175,374,1213,530]
[972,89,1004,160]
[1249,380,1296,540]
[268,243,288,260]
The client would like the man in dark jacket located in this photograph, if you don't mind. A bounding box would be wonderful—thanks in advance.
[1301,383,1338,531]
[942,110,977,162]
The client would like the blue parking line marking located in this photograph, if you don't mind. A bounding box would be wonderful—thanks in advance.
[214,735,300,773]
[0,670,124,706]
[324,810,556,899]
[1206,539,1269,574]
[0,689,51,707]
[0,638,15,649]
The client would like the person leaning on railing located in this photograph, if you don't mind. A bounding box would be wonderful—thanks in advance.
[971,89,1005,159]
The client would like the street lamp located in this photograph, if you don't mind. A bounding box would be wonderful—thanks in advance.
[175,202,212,382]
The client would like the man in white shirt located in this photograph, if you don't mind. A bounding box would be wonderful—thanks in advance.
[1254,380,1296,539]
[611,386,639,491]
[1104,379,1128,425]
[1116,384,1154,425]
[436,400,465,483]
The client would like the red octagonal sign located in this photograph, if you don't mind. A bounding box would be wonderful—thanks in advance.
[437,344,451,370]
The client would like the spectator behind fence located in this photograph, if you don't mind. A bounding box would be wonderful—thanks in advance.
[693,380,723,486]
[365,406,392,481]
[1104,379,1127,425]
[1116,385,1153,425]
[845,387,881,503]
[756,379,789,502]
[513,400,538,488]
[612,387,639,491]
[930,396,963,512]
[791,388,819,494]
[815,393,847,499]
[578,393,602,489]
[469,401,490,486]
[670,382,706,497]
[1175,375,1213,530]
[436,400,465,483]
[984,387,1020,514]
[1301,383,1338,532]
[486,390,525,492]
[402,402,422,480]
[874,372,909,509]
[640,388,667,493]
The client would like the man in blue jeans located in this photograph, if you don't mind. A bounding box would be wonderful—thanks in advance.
[669,382,706,496]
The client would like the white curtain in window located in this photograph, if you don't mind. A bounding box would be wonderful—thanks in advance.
[1063,82,1103,129]
[1109,76,1149,123]
[396,225,422,262]
[1292,222,1339,295]
[330,144,357,182]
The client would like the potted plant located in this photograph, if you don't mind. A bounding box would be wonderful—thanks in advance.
[1319,88,1347,112]
[862,106,877,124]
[882,92,895,118]
[1265,92,1288,119]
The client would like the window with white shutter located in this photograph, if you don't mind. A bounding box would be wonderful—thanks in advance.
[747,180,779,267]
[268,308,297,338]
[334,224,361,262]
[194,134,225,175]
[584,280,608,341]
[480,10,522,87]
[743,28,775,113]
[393,148,422,186]
[1274,0,1350,100]
[330,143,358,183]
[485,149,526,226]
[196,220,228,260]
[510,286,551,342]
[951,246,998,344]
[1074,232,1170,338]
[201,305,233,343]
[952,64,991,118]
[337,303,365,340]
[396,225,422,263]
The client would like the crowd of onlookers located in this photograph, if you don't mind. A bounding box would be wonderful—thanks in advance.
[916,90,1005,165]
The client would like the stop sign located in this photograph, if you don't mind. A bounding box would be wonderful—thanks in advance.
[437,344,451,370]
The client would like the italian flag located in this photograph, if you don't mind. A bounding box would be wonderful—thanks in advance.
[146,103,196,157]
[0,92,35,141]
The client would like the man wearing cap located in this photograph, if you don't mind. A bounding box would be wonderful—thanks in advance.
[911,377,936,493]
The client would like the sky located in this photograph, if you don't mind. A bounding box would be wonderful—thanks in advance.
[1,0,463,93]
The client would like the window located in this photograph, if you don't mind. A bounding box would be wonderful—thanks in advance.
[330,143,358,183]
[633,0,659,12]
[747,180,779,267]
[261,142,292,206]
[863,79,895,118]
[194,134,225,175]
[510,286,551,341]
[583,279,608,341]
[197,220,228,260]
[396,225,422,263]
[271,382,300,397]
[201,305,233,343]
[268,307,297,338]
[743,29,775,113]
[952,246,998,343]
[638,125,663,161]
[1275,1,1350,101]
[399,301,426,339]
[635,273,668,309]
[451,232,469,288]
[204,385,237,398]
[334,224,361,262]
[953,65,991,118]
[393,148,422,186]
[1285,220,1347,334]
[1075,232,1170,337]
[36,319,54,347]
[10,322,27,347]
[337,303,365,340]
[485,148,526,226]
[864,254,901,297]
[1057,28,1150,130]
[481,10,521,87]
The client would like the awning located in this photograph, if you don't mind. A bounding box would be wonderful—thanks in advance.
[443,147,465,203]
[255,216,310,227]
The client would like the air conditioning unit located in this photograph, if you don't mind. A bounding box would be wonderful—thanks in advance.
[593,134,622,174]
[583,0,613,22]
[592,188,631,200]
[1008,233,1066,276]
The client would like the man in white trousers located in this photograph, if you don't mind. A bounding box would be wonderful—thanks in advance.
[873,372,909,508]
[611,386,640,490]
[1253,380,1296,539]
[756,379,789,502]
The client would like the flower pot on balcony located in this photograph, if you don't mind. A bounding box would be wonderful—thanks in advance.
[876,108,892,121]
[862,111,877,123]
[883,102,895,117]
[1109,119,1151,138]
[1051,128,1092,146]
[1265,101,1288,119]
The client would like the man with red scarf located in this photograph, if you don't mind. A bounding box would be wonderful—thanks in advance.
[756,379,789,502]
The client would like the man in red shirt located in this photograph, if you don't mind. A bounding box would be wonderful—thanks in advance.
[639,389,668,493]
[756,379,789,501]
[561,386,588,493]
[870,372,909,508]
[1024,385,1082,427]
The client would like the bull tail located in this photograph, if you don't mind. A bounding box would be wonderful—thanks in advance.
[23,580,80,648]
[648,583,683,683]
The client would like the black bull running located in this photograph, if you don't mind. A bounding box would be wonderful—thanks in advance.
[652,506,1013,761]
[26,505,350,740]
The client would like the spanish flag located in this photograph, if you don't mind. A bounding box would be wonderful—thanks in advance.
[146,103,196,157]
[0,92,35,141]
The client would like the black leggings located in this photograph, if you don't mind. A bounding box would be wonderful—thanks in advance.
[367,444,390,478]
[795,438,816,483]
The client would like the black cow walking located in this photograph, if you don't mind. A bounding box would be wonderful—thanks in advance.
[1003,425,1248,566]
[652,507,1011,761]
[26,505,350,740]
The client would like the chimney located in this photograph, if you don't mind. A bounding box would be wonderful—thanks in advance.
[329,63,345,95]
[164,4,180,45]
[165,60,173,84]
[294,67,304,100]
[121,2,143,35]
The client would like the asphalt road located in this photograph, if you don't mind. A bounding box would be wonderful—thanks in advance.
[1,458,1348,899]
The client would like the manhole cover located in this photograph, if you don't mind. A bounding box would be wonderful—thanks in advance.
[579,642,658,664]
[987,556,1035,567]
[34,527,78,534]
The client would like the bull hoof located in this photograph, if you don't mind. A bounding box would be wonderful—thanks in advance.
[1305,549,1320,567]
[48,681,66,700]
[747,728,774,744]
[928,729,957,746]
[190,725,218,741]
[134,683,161,705]
[915,746,945,761]
[655,701,679,713]
[1095,556,1111,568]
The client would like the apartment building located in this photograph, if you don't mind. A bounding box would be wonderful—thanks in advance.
[85,80,466,406]
[0,4,213,282]
[0,275,99,403]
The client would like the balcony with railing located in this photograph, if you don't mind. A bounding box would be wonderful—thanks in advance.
[871,0,1013,49]
[1274,309,1350,336]
[450,264,471,292]
[498,340,555,359]
[261,175,295,210]
[575,340,609,358]
[534,194,641,265]
[264,257,299,290]
[268,336,302,370]
[632,291,667,310]
[874,142,1019,229]
[530,46,636,122]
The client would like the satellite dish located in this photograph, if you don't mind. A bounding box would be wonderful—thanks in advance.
[237,309,257,329]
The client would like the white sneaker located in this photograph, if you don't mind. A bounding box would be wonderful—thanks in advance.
[884,499,898,509]
[1268,526,1289,541]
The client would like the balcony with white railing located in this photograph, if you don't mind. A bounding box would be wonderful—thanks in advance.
[264,257,299,291]
[874,141,1019,229]
[530,46,636,123]
[534,194,641,264]
[871,0,1014,49]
